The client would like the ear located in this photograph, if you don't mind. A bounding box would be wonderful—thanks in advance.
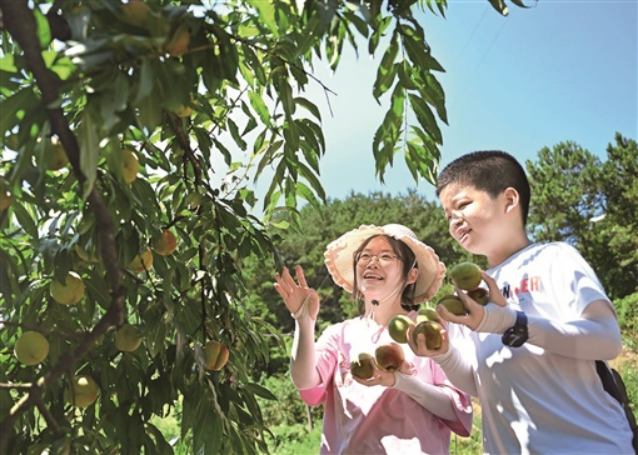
[406,266,419,286]
[503,187,520,214]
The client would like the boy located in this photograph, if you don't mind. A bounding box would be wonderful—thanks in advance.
[408,151,634,454]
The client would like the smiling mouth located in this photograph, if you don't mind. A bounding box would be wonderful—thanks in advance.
[363,273,383,281]
[457,230,470,243]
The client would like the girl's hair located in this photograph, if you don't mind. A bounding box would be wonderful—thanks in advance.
[351,234,418,314]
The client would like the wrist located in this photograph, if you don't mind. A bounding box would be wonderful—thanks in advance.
[392,371,415,390]
[502,311,529,347]
[475,303,516,334]
[432,345,455,366]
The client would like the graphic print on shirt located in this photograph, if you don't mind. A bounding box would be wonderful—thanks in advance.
[500,275,541,302]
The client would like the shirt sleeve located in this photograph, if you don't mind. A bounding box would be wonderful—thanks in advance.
[298,322,342,406]
[428,359,474,437]
[549,243,611,316]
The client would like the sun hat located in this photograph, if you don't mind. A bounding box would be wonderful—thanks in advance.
[324,224,446,303]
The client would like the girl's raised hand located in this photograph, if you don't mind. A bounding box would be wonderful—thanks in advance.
[274,265,320,321]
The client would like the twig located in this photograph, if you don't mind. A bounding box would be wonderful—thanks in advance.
[35,397,63,438]
[1,321,86,339]
[0,382,33,390]
[166,113,203,186]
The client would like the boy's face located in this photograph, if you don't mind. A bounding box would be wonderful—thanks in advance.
[438,183,512,259]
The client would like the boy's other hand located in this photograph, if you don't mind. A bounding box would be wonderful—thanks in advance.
[438,271,508,331]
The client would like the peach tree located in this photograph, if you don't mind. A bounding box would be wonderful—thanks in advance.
[0,0,526,452]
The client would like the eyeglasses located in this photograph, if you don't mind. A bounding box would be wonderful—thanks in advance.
[356,252,399,267]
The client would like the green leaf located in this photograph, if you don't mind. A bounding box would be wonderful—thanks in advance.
[49,56,75,81]
[227,118,247,151]
[418,72,447,124]
[263,160,286,212]
[248,91,271,125]
[0,88,39,140]
[245,0,279,37]
[136,91,163,131]
[33,8,52,49]
[296,161,325,203]
[100,72,129,131]
[278,79,295,115]
[510,0,533,7]
[409,93,442,145]
[283,121,299,153]
[400,24,445,73]
[0,54,18,73]
[488,0,509,16]
[77,109,100,199]
[294,97,322,122]
[135,59,154,104]
[255,140,283,181]
[373,34,398,100]
[11,203,38,239]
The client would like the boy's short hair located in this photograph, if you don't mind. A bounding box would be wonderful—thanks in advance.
[435,151,531,225]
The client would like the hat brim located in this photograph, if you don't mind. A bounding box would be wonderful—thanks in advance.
[324,224,446,303]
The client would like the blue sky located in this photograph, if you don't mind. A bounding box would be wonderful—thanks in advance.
[298,0,638,203]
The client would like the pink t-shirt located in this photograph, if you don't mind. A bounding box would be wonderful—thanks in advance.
[299,312,473,454]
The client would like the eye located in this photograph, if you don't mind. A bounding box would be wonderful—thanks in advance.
[358,253,371,261]
[380,253,395,262]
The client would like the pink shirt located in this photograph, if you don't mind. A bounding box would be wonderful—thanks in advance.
[300,312,473,454]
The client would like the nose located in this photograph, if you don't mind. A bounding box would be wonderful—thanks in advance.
[367,255,382,265]
[448,213,463,231]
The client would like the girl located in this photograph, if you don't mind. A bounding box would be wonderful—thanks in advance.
[274,224,472,454]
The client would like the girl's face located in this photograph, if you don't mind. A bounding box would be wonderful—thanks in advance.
[355,236,407,301]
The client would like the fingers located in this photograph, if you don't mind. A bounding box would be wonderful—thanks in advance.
[296,265,309,288]
[455,285,481,311]
[436,302,466,325]
[405,325,428,356]
[274,266,300,293]
[273,282,287,299]
[453,285,484,330]
[481,271,506,307]
[398,360,413,375]
[282,266,298,289]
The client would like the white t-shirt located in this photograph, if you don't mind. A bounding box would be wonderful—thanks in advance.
[460,242,634,454]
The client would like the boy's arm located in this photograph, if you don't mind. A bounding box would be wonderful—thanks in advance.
[449,286,621,361]
[475,299,621,359]
[474,299,621,360]
[392,373,460,420]
[406,325,479,396]
[526,299,622,360]
[431,346,479,396]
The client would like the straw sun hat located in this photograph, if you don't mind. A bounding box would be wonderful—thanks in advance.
[324,224,446,303]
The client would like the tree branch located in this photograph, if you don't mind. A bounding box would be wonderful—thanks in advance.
[1,321,85,340]
[166,113,203,186]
